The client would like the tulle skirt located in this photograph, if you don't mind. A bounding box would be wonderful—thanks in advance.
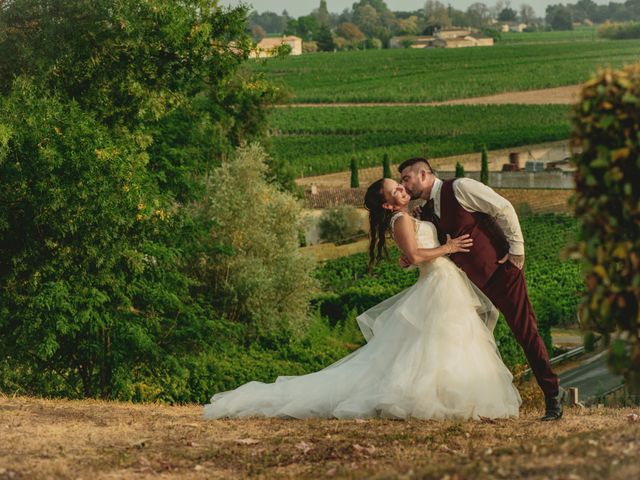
[203,257,521,420]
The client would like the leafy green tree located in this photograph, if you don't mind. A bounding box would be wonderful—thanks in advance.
[0,0,284,196]
[455,162,466,178]
[383,153,392,178]
[480,146,490,185]
[571,64,640,395]
[315,24,336,51]
[498,7,518,21]
[0,79,206,400]
[296,15,321,40]
[546,4,574,30]
[316,0,331,26]
[351,157,360,188]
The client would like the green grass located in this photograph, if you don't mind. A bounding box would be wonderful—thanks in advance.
[268,104,572,176]
[254,39,640,103]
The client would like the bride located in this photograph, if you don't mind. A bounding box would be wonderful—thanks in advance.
[203,178,521,420]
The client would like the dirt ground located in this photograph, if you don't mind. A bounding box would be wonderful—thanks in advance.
[285,85,581,108]
[1,391,639,479]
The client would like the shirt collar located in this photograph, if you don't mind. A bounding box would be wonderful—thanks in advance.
[429,177,443,202]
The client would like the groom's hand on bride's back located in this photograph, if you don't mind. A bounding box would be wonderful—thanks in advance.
[399,255,412,269]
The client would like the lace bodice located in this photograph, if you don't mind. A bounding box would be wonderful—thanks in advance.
[390,212,440,249]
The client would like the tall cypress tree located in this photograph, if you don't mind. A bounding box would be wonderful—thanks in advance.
[480,146,490,185]
[315,24,335,51]
[382,153,392,178]
[455,162,465,178]
[350,157,360,188]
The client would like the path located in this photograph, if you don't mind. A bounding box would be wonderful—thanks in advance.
[283,84,581,108]
[560,351,625,405]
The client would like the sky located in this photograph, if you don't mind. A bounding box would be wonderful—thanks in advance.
[217,0,608,19]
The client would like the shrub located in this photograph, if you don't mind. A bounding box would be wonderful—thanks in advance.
[598,22,640,40]
[455,161,465,178]
[189,144,316,335]
[570,63,640,394]
[318,205,364,244]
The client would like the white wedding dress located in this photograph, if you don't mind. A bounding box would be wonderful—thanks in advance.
[203,213,521,420]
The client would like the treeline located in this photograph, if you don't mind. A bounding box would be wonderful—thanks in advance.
[249,0,543,51]
[250,0,640,50]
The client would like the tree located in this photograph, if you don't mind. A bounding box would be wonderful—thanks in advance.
[0,79,204,399]
[480,146,490,185]
[498,7,518,21]
[354,0,390,13]
[424,0,452,32]
[383,153,392,178]
[336,22,366,43]
[353,4,383,36]
[546,4,574,30]
[519,4,537,23]
[248,10,288,34]
[466,3,491,27]
[455,162,466,178]
[315,24,336,51]
[351,157,360,188]
[570,63,640,396]
[316,0,331,26]
[296,15,321,40]
[251,24,266,41]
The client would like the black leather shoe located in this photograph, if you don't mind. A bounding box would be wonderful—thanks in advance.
[541,387,566,421]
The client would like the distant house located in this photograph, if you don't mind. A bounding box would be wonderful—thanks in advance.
[390,29,493,49]
[250,36,302,58]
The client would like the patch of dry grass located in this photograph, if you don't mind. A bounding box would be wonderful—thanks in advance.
[1,392,639,479]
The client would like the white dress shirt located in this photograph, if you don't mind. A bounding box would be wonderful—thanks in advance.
[426,177,525,256]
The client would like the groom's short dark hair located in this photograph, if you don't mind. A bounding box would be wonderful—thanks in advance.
[398,157,435,174]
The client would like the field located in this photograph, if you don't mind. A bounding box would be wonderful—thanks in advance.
[269,104,571,176]
[2,394,640,479]
[500,27,600,44]
[255,39,640,103]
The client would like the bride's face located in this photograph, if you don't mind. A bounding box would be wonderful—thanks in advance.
[382,179,410,211]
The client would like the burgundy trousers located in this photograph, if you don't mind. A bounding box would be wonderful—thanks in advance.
[481,261,559,397]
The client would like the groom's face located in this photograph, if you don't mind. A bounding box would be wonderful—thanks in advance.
[400,165,427,200]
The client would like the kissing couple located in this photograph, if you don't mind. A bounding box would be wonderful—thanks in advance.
[204,157,565,422]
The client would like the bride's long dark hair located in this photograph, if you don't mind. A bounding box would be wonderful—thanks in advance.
[364,179,393,272]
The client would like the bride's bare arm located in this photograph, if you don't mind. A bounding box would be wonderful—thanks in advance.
[393,214,472,265]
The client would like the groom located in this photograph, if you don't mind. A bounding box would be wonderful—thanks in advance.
[398,157,565,421]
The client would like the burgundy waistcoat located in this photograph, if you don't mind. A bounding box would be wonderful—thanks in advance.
[438,179,509,289]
